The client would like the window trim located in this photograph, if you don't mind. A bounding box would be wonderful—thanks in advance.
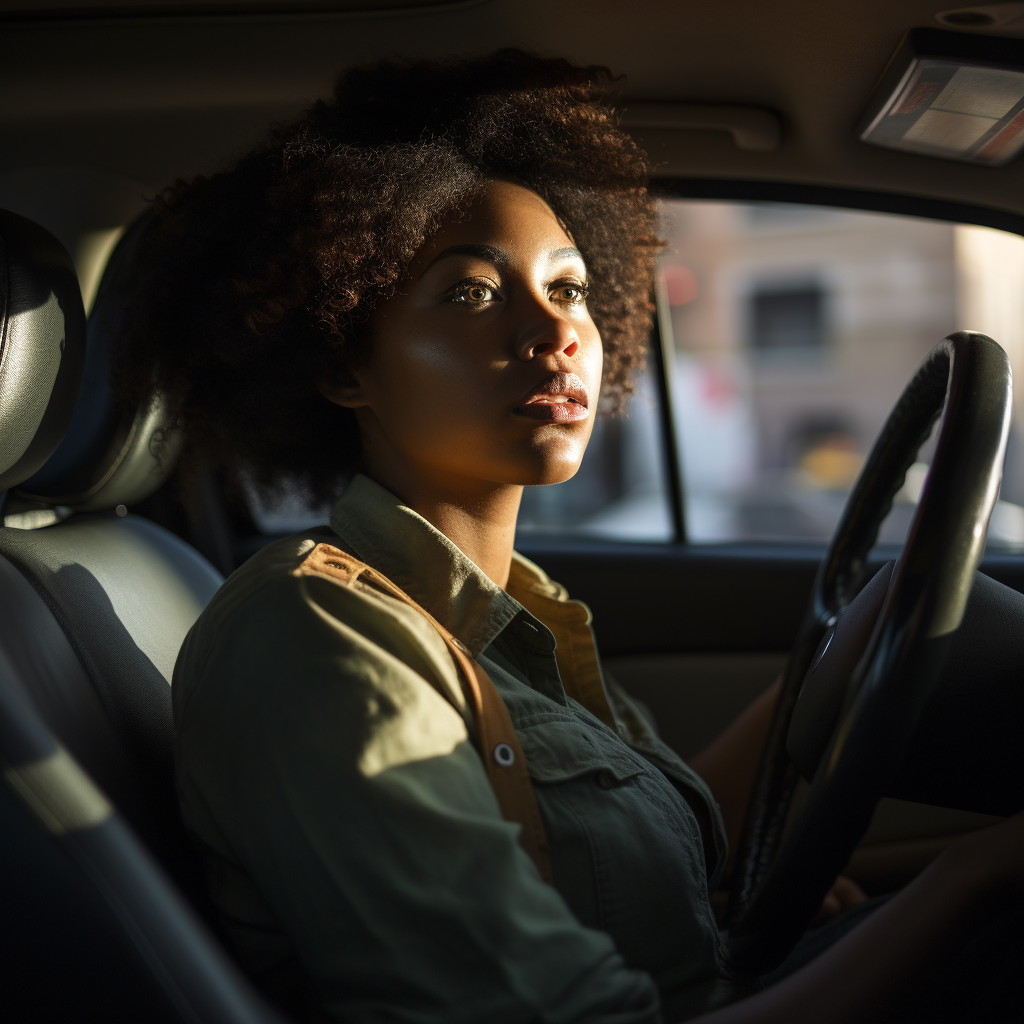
[654,178,1024,236]
[652,284,686,543]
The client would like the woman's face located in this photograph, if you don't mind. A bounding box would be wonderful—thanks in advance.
[325,180,602,494]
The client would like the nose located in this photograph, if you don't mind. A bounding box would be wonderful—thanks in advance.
[515,307,580,361]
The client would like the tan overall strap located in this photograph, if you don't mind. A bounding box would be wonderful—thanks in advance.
[297,543,553,884]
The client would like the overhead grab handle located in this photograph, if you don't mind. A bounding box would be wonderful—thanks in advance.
[620,103,782,152]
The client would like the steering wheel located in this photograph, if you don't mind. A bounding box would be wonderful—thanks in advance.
[724,330,1012,975]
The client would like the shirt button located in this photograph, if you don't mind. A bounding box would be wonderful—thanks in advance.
[596,769,617,790]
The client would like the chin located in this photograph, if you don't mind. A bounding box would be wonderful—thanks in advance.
[467,430,591,487]
[532,463,583,487]
[509,452,585,487]
[504,428,590,486]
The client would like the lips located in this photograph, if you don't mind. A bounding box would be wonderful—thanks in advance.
[513,372,590,424]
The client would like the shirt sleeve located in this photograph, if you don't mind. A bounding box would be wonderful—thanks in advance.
[175,572,662,1024]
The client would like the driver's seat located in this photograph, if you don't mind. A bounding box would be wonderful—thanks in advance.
[0,208,281,1022]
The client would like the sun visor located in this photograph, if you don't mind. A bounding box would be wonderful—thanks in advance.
[859,28,1024,166]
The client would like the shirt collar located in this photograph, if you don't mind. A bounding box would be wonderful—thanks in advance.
[329,474,531,657]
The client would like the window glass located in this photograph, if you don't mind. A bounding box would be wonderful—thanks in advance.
[660,199,1024,549]
[749,285,826,352]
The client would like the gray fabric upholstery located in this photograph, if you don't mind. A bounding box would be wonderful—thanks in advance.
[0,550,199,889]
[0,209,224,878]
[0,208,86,491]
[0,551,147,814]
[0,210,279,1021]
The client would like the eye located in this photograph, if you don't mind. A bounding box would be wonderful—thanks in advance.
[552,282,589,305]
[449,280,498,305]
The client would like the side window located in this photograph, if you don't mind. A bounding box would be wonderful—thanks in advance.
[659,199,1024,549]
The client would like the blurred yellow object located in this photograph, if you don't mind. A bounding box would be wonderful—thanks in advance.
[797,436,865,490]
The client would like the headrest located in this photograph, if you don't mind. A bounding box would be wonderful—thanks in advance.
[0,210,86,492]
[18,212,180,512]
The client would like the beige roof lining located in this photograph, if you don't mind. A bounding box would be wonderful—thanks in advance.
[5,0,1024,219]
[0,0,462,12]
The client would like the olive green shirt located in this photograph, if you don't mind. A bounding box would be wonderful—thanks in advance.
[174,474,732,1023]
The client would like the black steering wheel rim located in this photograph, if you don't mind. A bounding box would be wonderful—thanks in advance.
[725,331,1012,974]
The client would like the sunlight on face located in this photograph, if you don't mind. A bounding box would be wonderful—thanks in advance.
[326,181,603,492]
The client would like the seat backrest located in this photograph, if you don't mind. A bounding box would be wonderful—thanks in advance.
[0,207,223,895]
[0,511,223,893]
[0,207,280,1022]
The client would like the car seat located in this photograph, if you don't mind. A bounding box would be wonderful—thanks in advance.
[0,207,282,1023]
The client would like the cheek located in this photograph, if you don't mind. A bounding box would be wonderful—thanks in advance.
[388,329,467,381]
[580,326,604,401]
[369,327,496,438]
[362,311,605,485]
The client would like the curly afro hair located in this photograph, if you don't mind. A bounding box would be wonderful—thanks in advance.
[114,49,660,507]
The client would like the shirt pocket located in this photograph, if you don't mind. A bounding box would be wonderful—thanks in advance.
[517,716,647,787]
[516,715,723,987]
[517,716,651,938]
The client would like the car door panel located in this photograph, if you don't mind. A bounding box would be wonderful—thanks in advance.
[521,543,1024,656]
[523,543,1022,892]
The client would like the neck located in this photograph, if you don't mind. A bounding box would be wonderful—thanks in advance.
[413,486,522,589]
[362,461,523,589]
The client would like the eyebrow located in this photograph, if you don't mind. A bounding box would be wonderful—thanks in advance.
[421,243,586,276]
[549,246,584,263]
[422,244,507,274]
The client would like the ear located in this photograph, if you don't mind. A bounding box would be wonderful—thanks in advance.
[318,374,371,409]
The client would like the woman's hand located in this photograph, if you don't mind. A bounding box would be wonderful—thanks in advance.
[809,874,868,927]
[695,813,1024,1023]
[710,873,867,930]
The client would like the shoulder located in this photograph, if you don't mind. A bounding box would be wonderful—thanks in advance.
[191,527,340,622]
[173,531,481,860]
[173,527,466,729]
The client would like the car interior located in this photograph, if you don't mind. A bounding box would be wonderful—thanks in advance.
[3,0,1024,1020]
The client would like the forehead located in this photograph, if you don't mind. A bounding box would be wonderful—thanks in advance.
[415,181,577,269]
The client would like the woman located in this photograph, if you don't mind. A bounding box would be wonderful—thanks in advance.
[116,51,1024,1023]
